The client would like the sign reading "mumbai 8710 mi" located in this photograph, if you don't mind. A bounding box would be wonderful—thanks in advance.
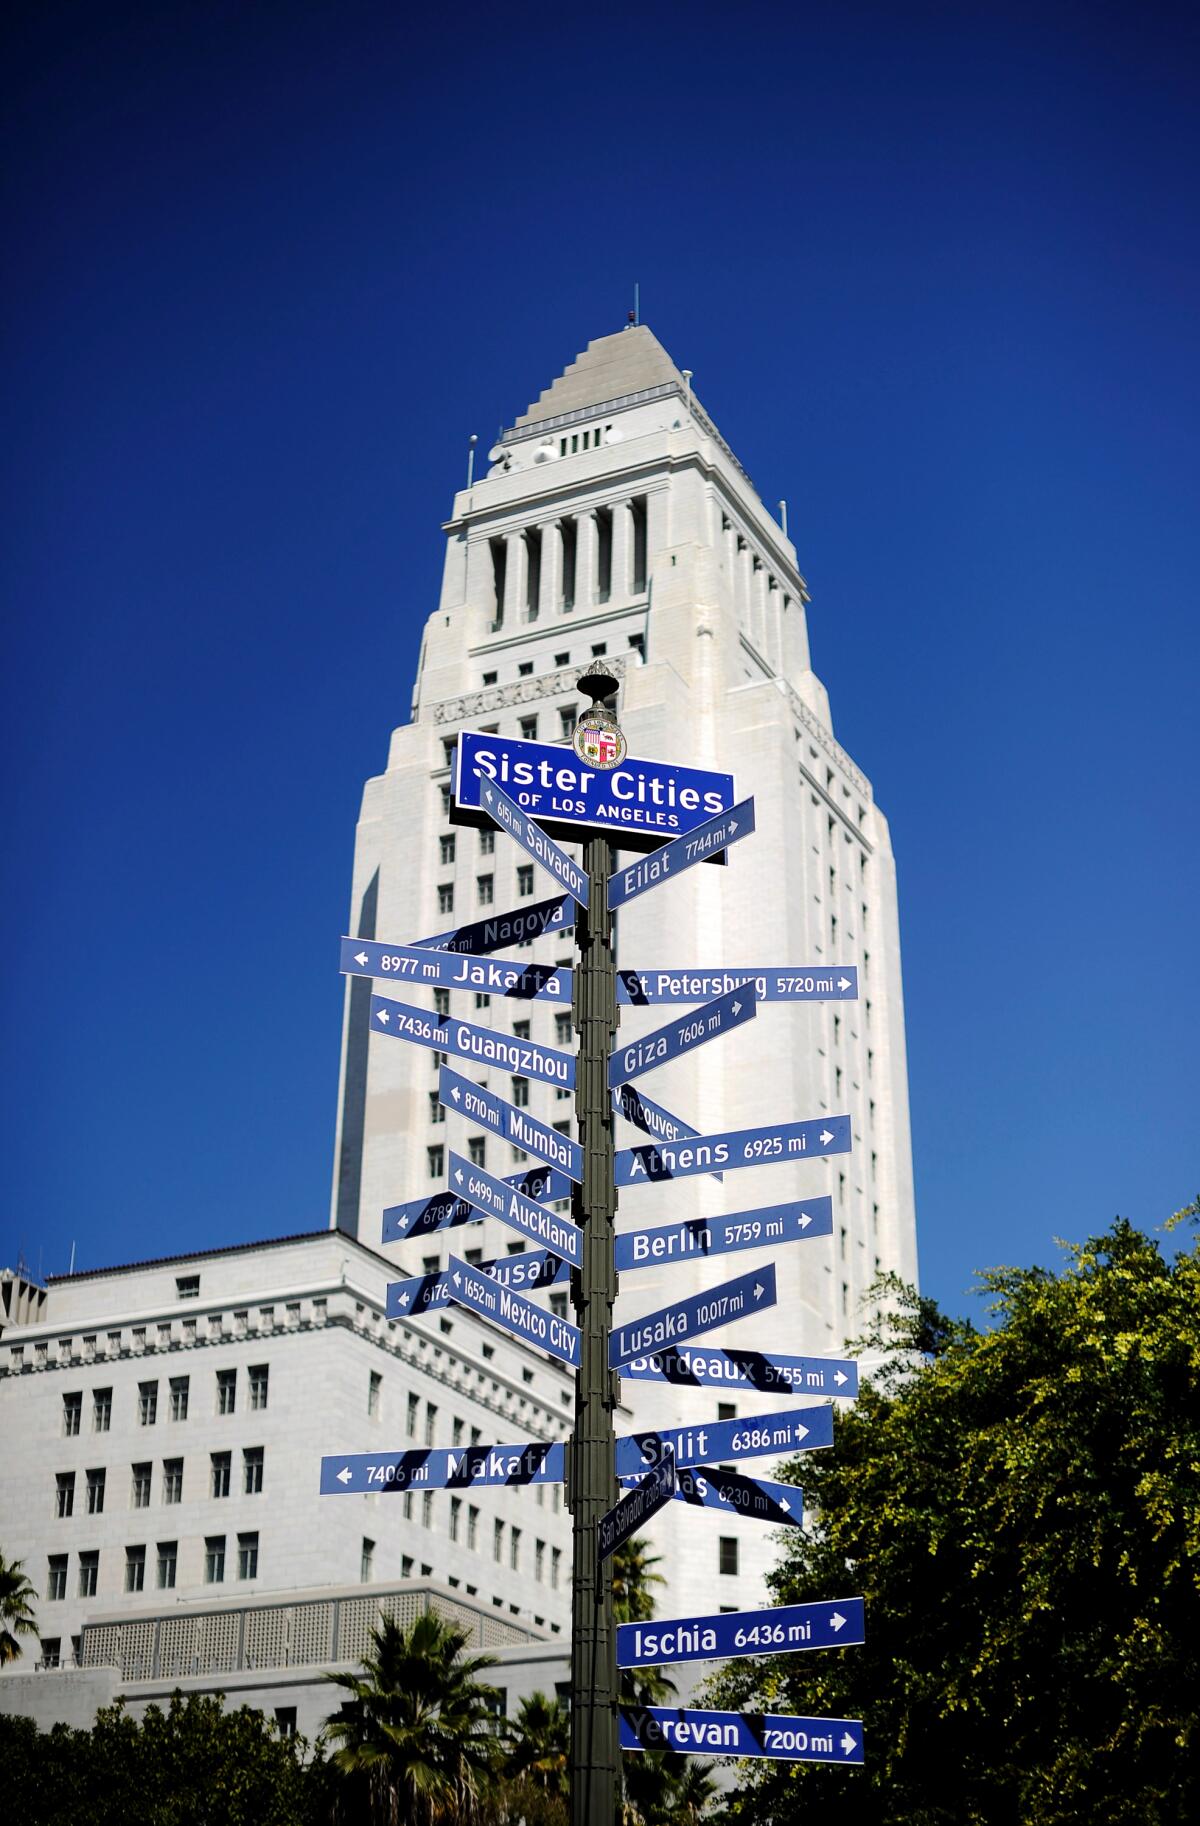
[453,731,735,852]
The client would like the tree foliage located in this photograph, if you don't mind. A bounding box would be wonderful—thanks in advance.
[0,1551,38,1664]
[704,1219,1200,1825]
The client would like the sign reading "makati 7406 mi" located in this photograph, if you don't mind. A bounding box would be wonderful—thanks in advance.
[452,731,735,853]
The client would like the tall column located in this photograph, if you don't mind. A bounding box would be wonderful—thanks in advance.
[751,559,767,654]
[610,499,632,605]
[767,579,783,675]
[539,521,562,619]
[503,529,527,627]
[737,539,753,637]
[575,512,597,613]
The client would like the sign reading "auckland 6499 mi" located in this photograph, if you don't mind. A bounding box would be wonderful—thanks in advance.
[452,731,735,852]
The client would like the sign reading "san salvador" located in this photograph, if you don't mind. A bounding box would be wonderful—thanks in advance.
[452,732,735,852]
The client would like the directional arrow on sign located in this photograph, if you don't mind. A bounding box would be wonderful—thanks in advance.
[439,1066,584,1182]
[319,1441,566,1495]
[607,987,757,1090]
[615,1402,835,1476]
[340,936,571,1003]
[609,1264,778,1371]
[617,1596,865,1668]
[476,774,589,907]
[642,1463,805,1527]
[614,1198,833,1271]
[370,995,575,1090]
[608,798,756,910]
[618,1345,858,1400]
[616,1115,851,1186]
[617,966,859,1004]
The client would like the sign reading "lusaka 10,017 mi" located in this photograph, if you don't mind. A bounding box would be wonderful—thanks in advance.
[452,731,735,853]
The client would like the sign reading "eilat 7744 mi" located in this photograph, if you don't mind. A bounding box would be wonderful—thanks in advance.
[615,1115,851,1185]
[608,799,755,909]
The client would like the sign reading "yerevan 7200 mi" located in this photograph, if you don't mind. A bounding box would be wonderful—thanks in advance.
[453,731,735,852]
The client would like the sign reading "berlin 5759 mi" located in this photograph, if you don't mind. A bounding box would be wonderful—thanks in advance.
[614,1199,833,1270]
[453,731,735,852]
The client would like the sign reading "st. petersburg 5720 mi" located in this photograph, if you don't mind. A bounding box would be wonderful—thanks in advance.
[452,730,735,852]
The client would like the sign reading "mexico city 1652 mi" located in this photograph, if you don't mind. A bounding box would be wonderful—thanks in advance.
[453,731,735,853]
[381,1163,572,1244]
[615,1116,851,1186]
[614,1199,834,1271]
[448,1150,584,1267]
[320,1440,565,1495]
[618,965,858,1004]
[439,1066,583,1182]
[618,1597,866,1670]
[341,938,570,1003]
[445,1254,581,1369]
[620,1706,864,1767]
[620,1346,858,1400]
[606,988,756,1091]
[371,995,575,1090]
[608,799,756,910]
[387,1248,567,1319]
[609,1265,777,1371]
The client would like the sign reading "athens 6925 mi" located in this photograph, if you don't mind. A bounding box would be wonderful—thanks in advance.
[452,731,735,853]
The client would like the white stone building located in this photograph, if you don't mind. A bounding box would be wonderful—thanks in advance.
[331,324,918,1623]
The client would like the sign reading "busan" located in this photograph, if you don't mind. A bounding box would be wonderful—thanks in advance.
[452,732,735,853]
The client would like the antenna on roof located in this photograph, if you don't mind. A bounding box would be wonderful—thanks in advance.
[466,433,478,489]
[779,499,788,538]
[634,281,640,325]
[682,368,693,416]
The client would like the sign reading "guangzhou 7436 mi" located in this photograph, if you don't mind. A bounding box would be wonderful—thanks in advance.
[371,995,575,1089]
[453,731,735,852]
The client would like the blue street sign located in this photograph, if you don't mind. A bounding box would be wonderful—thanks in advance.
[445,1254,581,1367]
[614,1199,833,1271]
[474,774,589,907]
[623,1463,803,1527]
[440,1066,583,1183]
[607,988,757,1090]
[387,1248,568,1318]
[341,937,571,1003]
[597,1450,676,1567]
[448,1152,583,1265]
[618,1346,858,1399]
[616,1115,851,1186]
[615,1403,835,1476]
[608,798,756,911]
[320,1440,565,1495]
[618,966,858,1004]
[371,995,575,1090]
[619,1706,864,1766]
[414,892,578,956]
[610,1264,778,1371]
[381,1163,572,1244]
[454,731,735,851]
[618,1597,864,1669]
[611,1083,722,1182]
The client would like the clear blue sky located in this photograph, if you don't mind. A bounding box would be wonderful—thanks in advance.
[3,2,1196,1319]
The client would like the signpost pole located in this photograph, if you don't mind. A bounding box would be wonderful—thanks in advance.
[568,675,621,1826]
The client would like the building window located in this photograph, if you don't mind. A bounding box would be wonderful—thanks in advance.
[482,670,497,686]
[429,1090,444,1124]
[125,1547,145,1593]
[719,1537,739,1576]
[243,1447,264,1495]
[55,1473,75,1519]
[510,1075,530,1108]
[176,1274,200,1299]
[216,1369,236,1415]
[407,1392,419,1437]
[205,1537,226,1584]
[169,1377,189,1422]
[535,1540,545,1582]
[513,1019,531,1041]
[477,874,494,905]
[468,1506,479,1550]
[249,1364,269,1411]
[468,1136,486,1167]
[559,706,576,738]
[92,1387,112,1432]
[361,1538,374,1583]
[440,834,456,865]
[450,1497,462,1542]
[520,715,537,740]
[550,1292,568,1320]
[422,1491,434,1529]
[518,660,534,677]
[162,1460,183,1505]
[438,884,454,914]
[440,785,451,816]
[211,1452,231,1499]
[77,1552,98,1598]
[555,1013,572,1045]
[432,989,450,1019]
[479,829,494,855]
[510,1527,521,1572]
[238,1533,259,1581]
[86,1469,106,1515]
[428,1145,444,1178]
[368,1371,382,1418]
[138,1381,158,1426]
[475,994,490,1009]
[517,866,533,898]
[424,1402,438,1446]
[131,1462,151,1508]
[40,1637,61,1668]
[157,1542,177,1590]
[401,1555,414,1578]
[493,1519,504,1562]
[63,1392,82,1437]
[551,1547,561,1590]
[47,1556,68,1602]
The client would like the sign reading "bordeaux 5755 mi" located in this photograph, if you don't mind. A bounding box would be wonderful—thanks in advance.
[453,731,735,852]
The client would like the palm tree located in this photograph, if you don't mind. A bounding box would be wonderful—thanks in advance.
[0,1554,37,1665]
[501,1690,570,1826]
[611,1537,665,1625]
[623,1748,719,1826]
[323,1608,502,1826]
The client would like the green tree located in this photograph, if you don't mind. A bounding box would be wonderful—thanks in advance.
[501,1690,570,1826]
[0,1551,38,1664]
[705,1218,1200,1826]
[323,1608,501,1826]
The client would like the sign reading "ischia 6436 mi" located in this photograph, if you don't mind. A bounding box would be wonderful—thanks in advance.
[453,731,735,852]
